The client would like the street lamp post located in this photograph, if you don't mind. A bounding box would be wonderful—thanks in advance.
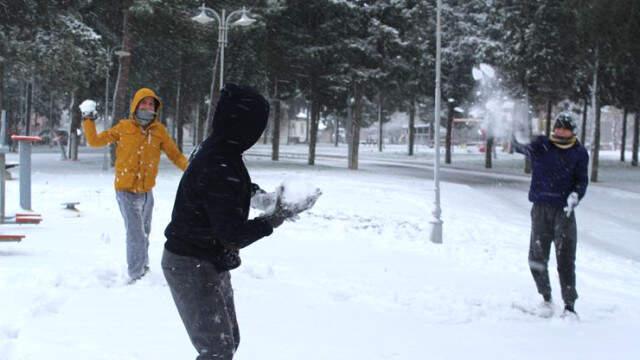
[192,4,256,90]
[103,46,130,170]
[430,0,443,244]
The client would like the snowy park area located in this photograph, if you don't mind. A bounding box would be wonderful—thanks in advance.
[0,148,639,360]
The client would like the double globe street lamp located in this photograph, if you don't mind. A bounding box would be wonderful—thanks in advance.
[191,4,256,90]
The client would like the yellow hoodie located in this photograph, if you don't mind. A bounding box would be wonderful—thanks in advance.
[82,88,188,193]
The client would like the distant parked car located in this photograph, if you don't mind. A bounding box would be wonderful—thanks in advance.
[37,129,68,146]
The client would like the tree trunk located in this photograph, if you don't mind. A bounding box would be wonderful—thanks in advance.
[53,100,60,149]
[0,60,4,114]
[0,60,5,145]
[48,96,54,147]
[525,101,532,173]
[485,112,493,168]
[581,99,588,144]
[620,108,628,162]
[348,84,362,170]
[271,96,281,161]
[590,54,600,182]
[286,110,291,145]
[445,100,454,164]
[263,116,269,144]
[429,115,435,144]
[346,97,352,148]
[591,104,601,181]
[334,117,339,147]
[197,100,206,144]
[408,99,415,156]
[632,112,639,167]
[175,76,183,152]
[157,85,169,126]
[192,101,199,146]
[308,92,320,166]
[377,92,383,152]
[58,93,69,160]
[545,98,552,137]
[68,91,78,160]
[111,3,133,166]
[485,136,493,168]
[306,104,310,143]
[171,108,176,140]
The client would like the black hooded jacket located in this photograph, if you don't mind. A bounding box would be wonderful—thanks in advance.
[164,84,273,270]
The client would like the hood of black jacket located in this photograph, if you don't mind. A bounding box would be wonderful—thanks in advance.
[205,84,270,154]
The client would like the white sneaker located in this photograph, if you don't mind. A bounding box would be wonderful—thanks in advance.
[537,301,554,318]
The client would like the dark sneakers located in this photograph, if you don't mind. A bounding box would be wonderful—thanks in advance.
[543,294,552,303]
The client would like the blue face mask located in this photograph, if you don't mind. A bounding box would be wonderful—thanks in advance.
[135,109,156,126]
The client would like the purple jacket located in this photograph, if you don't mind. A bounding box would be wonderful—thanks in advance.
[514,136,589,207]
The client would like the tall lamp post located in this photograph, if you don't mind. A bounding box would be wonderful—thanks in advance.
[103,46,130,170]
[430,0,443,244]
[192,4,256,90]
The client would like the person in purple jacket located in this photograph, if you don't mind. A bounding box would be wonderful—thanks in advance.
[513,112,589,316]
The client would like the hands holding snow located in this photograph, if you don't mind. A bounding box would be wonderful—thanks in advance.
[262,186,296,228]
[79,99,98,120]
[255,182,322,229]
[564,192,579,217]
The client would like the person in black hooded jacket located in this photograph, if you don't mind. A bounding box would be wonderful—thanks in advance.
[162,84,292,360]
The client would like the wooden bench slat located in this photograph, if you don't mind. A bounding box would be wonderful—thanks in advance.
[0,234,25,241]
[15,218,42,224]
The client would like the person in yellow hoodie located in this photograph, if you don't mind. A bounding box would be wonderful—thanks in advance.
[81,88,188,283]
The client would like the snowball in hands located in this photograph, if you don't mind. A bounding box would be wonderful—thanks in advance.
[564,192,579,217]
[79,99,97,118]
[278,180,322,219]
[258,180,322,223]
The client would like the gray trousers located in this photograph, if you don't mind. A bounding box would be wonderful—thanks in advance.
[529,203,578,305]
[162,249,240,360]
[116,190,154,280]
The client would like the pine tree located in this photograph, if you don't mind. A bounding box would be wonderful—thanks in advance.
[526,0,578,135]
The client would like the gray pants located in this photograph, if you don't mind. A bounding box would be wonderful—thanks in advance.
[529,203,578,305]
[116,190,154,280]
[162,249,240,360]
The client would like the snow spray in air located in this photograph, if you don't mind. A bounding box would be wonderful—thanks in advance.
[470,64,531,144]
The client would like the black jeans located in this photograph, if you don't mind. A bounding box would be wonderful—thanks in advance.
[162,249,240,360]
[529,203,578,306]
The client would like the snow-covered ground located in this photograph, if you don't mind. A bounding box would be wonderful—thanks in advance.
[1,149,639,360]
